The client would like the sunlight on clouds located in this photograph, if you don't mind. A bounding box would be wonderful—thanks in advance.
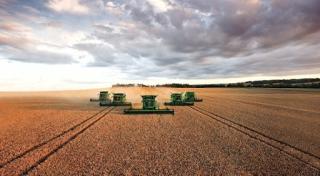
[247,0,260,5]
[47,0,89,14]
[35,44,94,65]
[146,0,172,13]
[0,21,32,32]
[105,1,124,16]
[63,31,87,45]
[0,61,125,91]
[0,0,320,90]
[35,26,87,47]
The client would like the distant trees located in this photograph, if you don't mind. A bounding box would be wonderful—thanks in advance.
[112,78,320,88]
[155,83,226,88]
[240,78,320,88]
[112,84,135,87]
[112,83,149,87]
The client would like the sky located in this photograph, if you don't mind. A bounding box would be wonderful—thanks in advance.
[0,0,320,91]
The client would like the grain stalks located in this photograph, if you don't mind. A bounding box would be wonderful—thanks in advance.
[190,106,320,171]
[0,107,115,176]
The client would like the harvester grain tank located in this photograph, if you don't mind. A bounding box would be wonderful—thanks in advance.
[183,92,203,102]
[124,95,174,114]
[164,93,194,106]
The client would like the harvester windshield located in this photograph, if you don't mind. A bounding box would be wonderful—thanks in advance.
[141,95,158,110]
[99,91,110,101]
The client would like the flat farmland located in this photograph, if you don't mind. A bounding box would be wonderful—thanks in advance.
[0,88,319,175]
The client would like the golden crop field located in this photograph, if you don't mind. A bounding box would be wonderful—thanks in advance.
[0,87,319,175]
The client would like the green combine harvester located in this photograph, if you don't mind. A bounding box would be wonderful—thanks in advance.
[164,93,194,106]
[183,92,203,102]
[124,95,174,114]
[99,92,131,106]
[89,91,108,102]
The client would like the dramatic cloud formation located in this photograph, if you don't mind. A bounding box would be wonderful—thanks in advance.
[47,0,90,14]
[0,0,320,90]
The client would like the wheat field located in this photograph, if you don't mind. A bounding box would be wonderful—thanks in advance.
[0,87,319,175]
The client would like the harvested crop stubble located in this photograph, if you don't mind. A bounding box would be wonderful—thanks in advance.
[0,97,101,165]
[195,94,320,157]
[0,88,319,175]
[30,107,318,175]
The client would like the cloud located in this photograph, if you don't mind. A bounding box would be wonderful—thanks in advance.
[142,0,320,55]
[7,48,76,64]
[146,0,172,13]
[1,42,79,64]
[93,24,113,32]
[0,21,32,32]
[74,42,117,66]
[40,21,64,28]
[47,0,90,14]
[83,0,320,79]
[0,21,82,64]
[104,1,125,16]
[1,0,320,83]
[0,0,13,8]
[0,33,34,49]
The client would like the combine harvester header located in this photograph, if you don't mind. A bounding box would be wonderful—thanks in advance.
[124,95,174,114]
[90,91,203,115]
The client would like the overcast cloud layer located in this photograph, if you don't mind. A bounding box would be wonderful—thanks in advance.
[0,0,320,89]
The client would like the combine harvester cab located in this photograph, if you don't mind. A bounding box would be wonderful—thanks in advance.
[110,93,132,106]
[90,91,110,103]
[99,91,112,106]
[100,92,132,106]
[124,95,174,114]
[89,91,106,102]
[164,93,194,106]
[183,92,203,102]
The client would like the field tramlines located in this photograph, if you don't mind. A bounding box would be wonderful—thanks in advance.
[202,95,320,114]
[0,107,115,176]
[0,87,319,175]
[190,105,320,171]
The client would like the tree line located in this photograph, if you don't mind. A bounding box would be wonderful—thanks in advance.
[112,78,320,88]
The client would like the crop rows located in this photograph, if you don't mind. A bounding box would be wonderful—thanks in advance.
[25,106,319,175]
[189,105,320,171]
[195,94,320,157]
[0,107,114,176]
[1,88,319,175]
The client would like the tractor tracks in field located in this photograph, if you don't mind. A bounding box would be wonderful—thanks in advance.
[189,106,320,171]
[0,106,115,176]
[203,95,320,115]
